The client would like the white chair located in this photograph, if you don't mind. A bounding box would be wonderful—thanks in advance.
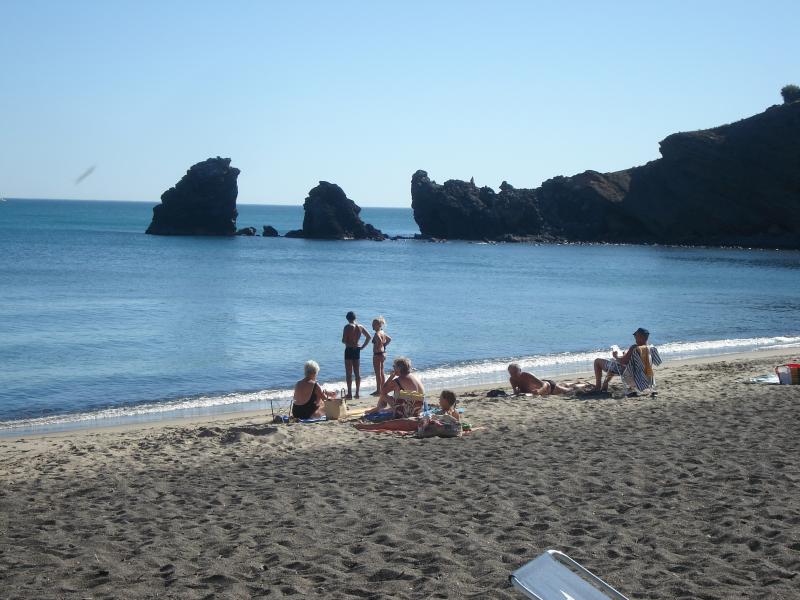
[603,345,661,397]
[510,550,629,600]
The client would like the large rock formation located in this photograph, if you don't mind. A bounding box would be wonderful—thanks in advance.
[412,100,800,248]
[146,157,240,236]
[411,173,542,240]
[300,181,385,240]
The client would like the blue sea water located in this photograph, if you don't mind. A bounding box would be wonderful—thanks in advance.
[1,198,800,432]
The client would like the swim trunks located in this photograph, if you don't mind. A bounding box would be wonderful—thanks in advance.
[603,360,626,375]
[543,379,558,392]
[344,347,361,360]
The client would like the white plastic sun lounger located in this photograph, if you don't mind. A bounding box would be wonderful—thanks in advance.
[510,550,630,600]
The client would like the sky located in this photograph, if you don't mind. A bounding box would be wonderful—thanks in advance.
[1,1,798,207]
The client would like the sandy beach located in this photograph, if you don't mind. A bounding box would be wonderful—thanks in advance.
[1,350,799,599]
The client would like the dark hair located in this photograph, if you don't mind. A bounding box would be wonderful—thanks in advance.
[346,311,356,322]
[440,390,457,407]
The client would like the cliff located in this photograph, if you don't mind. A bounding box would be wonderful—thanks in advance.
[412,101,800,248]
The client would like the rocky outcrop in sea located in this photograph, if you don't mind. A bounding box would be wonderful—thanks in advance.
[146,157,240,236]
[262,225,279,237]
[412,100,800,248]
[299,181,385,240]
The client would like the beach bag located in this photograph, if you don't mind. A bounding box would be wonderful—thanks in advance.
[416,414,462,438]
[775,364,800,385]
[324,397,348,420]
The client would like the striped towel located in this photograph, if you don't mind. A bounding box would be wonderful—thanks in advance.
[627,346,662,391]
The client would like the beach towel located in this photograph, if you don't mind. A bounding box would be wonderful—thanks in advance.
[354,419,419,434]
[362,410,396,422]
[356,416,478,436]
[627,345,662,392]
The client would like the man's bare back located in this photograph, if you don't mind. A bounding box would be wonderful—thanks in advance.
[509,371,541,394]
[342,312,371,399]
[342,322,369,348]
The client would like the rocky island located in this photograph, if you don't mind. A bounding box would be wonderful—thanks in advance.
[412,98,800,248]
[146,157,240,236]
[293,181,385,240]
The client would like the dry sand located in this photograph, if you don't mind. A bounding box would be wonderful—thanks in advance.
[1,351,799,599]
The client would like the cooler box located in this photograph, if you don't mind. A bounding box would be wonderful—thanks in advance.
[775,364,800,385]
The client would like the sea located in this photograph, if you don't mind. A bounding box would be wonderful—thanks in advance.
[2,198,800,434]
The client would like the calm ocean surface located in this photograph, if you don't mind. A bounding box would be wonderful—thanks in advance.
[2,199,800,432]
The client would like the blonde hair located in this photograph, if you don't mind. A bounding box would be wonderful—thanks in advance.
[372,315,386,329]
[304,360,320,377]
[393,356,411,376]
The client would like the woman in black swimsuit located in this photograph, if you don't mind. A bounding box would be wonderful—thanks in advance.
[292,360,335,419]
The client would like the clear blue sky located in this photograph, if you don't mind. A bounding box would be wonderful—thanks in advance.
[1,1,797,207]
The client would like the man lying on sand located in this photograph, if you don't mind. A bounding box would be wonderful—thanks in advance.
[507,363,588,395]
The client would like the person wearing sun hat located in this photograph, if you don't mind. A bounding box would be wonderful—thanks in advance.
[591,328,651,392]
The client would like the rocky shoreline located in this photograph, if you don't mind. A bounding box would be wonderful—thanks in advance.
[146,96,800,249]
[412,100,800,249]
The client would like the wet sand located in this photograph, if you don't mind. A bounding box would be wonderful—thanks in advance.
[1,351,799,598]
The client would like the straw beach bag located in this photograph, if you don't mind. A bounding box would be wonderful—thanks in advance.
[324,397,348,420]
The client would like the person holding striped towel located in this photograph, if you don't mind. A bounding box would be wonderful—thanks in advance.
[592,328,661,394]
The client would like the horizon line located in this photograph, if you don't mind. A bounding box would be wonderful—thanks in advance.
[2,197,412,209]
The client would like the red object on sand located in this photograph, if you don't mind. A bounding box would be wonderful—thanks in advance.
[775,364,800,385]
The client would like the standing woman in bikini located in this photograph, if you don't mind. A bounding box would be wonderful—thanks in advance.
[370,316,392,396]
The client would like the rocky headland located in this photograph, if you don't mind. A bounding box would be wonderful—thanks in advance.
[412,100,800,248]
[146,157,240,236]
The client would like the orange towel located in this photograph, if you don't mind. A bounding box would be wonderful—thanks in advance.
[637,345,654,378]
[354,418,419,433]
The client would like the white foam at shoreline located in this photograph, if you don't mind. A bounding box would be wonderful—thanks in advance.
[2,335,798,434]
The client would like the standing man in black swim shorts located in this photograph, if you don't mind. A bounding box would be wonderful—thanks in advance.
[342,311,371,399]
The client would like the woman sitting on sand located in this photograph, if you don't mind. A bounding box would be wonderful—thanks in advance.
[369,356,425,417]
[292,360,336,420]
